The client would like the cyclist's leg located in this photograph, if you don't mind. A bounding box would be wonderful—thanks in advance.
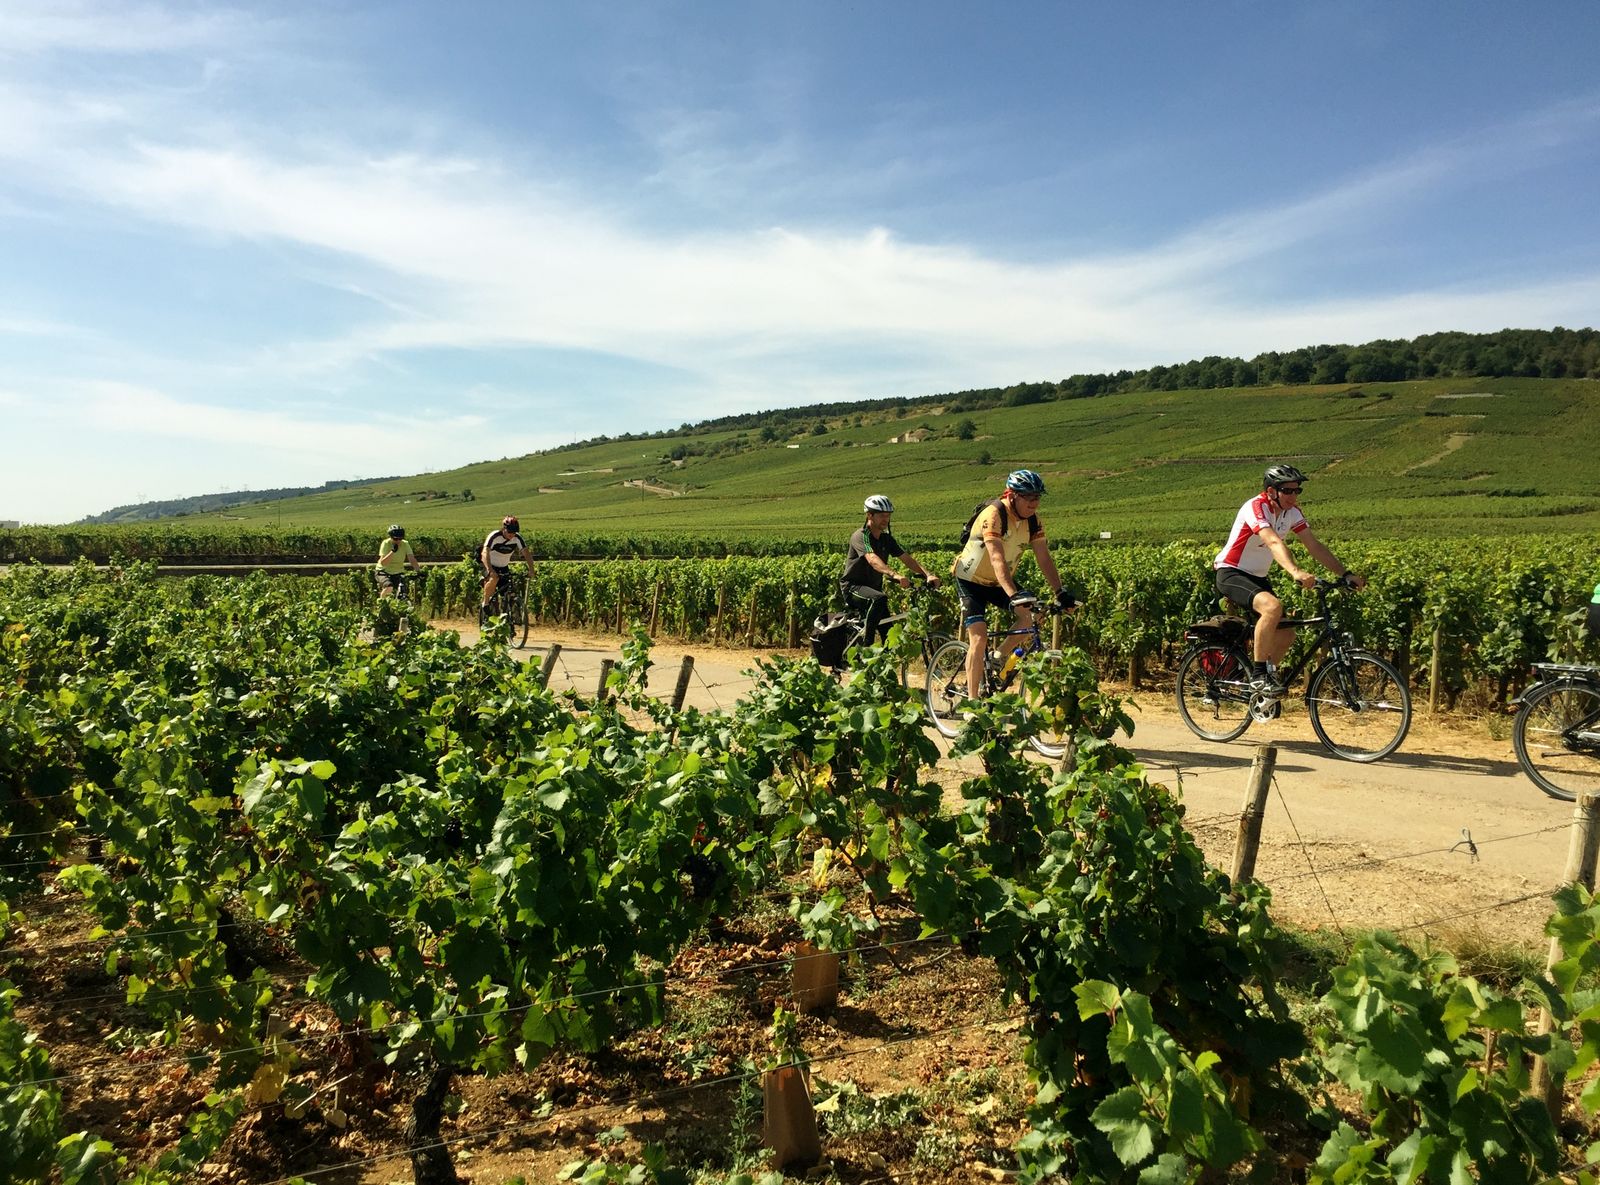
[852,585,891,645]
[481,567,501,608]
[376,571,393,599]
[956,579,1007,699]
[1250,589,1294,667]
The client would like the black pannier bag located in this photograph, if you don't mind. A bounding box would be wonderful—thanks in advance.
[809,611,855,668]
[1183,614,1251,647]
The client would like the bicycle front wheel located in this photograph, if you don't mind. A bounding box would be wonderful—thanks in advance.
[925,639,971,738]
[1307,651,1411,762]
[1174,644,1253,743]
[509,587,530,648]
[1512,679,1600,802]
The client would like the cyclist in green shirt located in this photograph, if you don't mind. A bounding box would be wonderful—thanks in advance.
[375,524,420,598]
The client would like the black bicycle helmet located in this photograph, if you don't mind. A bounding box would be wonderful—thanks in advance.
[1263,464,1308,490]
[501,515,520,532]
[388,524,405,538]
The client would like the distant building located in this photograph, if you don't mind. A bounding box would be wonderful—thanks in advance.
[888,428,931,444]
[0,520,19,529]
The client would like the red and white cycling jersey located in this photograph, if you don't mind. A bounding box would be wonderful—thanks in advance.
[1213,495,1307,577]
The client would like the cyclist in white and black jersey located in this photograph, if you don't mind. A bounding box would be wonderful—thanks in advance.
[1214,465,1364,696]
[481,515,529,614]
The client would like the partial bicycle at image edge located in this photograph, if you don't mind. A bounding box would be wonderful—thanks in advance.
[1513,662,1600,802]
[1173,575,1413,763]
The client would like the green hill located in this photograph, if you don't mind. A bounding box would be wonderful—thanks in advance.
[180,376,1600,546]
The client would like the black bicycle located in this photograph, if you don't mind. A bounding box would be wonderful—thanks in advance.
[1174,576,1412,762]
[819,583,953,695]
[925,596,1072,758]
[1512,663,1600,801]
[480,568,530,649]
[373,570,415,635]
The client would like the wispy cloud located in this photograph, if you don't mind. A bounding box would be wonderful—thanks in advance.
[1,2,1596,522]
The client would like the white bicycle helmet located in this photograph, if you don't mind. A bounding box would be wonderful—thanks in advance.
[863,494,894,513]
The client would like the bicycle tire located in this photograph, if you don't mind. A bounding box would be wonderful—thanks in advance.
[1174,644,1254,743]
[925,639,971,738]
[1512,679,1600,802]
[1306,651,1411,762]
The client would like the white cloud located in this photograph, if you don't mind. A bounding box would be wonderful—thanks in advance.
[0,0,259,55]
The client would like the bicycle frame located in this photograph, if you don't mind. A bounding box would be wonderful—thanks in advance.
[1248,579,1358,694]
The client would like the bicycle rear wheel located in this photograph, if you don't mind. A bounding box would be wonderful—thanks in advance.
[925,639,971,738]
[1174,644,1253,743]
[1307,651,1411,762]
[1512,679,1600,802]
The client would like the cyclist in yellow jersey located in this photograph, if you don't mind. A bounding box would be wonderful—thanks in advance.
[375,524,420,598]
[950,469,1073,704]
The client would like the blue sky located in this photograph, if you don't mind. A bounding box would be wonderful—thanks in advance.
[2,1,1597,523]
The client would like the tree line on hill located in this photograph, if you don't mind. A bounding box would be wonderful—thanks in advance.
[549,326,1598,451]
[79,477,401,525]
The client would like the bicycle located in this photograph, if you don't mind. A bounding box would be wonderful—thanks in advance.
[1174,575,1411,762]
[924,595,1073,758]
[818,583,953,693]
[1512,663,1600,801]
[480,568,530,649]
[373,570,415,635]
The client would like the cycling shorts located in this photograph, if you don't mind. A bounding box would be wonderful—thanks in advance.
[1214,567,1276,613]
[955,578,1015,627]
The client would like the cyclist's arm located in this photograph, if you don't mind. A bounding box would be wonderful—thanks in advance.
[1029,534,1063,598]
[984,536,1021,597]
[1257,525,1315,588]
[406,542,421,571]
[898,551,939,584]
[861,551,909,588]
[1297,529,1364,588]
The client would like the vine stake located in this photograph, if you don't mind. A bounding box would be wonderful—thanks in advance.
[1532,789,1600,1118]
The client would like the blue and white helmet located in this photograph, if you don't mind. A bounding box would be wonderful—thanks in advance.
[1005,469,1046,496]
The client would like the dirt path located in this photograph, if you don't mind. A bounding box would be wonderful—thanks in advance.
[449,622,1570,948]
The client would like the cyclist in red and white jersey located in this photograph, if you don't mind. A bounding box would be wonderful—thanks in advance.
[1213,465,1364,695]
[481,515,529,616]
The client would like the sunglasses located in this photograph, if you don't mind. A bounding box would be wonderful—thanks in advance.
[1277,486,1302,495]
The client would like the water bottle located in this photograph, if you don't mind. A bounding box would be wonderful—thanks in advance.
[998,645,1026,681]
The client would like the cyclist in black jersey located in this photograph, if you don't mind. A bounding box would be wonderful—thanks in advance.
[481,515,529,613]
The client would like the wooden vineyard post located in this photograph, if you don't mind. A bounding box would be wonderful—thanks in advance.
[615,594,625,635]
[745,588,760,647]
[791,942,840,1014]
[648,581,661,638]
[1230,744,1277,885]
[1428,624,1444,714]
[596,658,614,701]
[1052,611,1060,651]
[671,655,695,712]
[713,585,726,644]
[1532,791,1600,1119]
[536,644,561,690]
[1126,598,1141,690]
[563,586,574,628]
[786,592,800,649]
[761,1066,821,1170]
